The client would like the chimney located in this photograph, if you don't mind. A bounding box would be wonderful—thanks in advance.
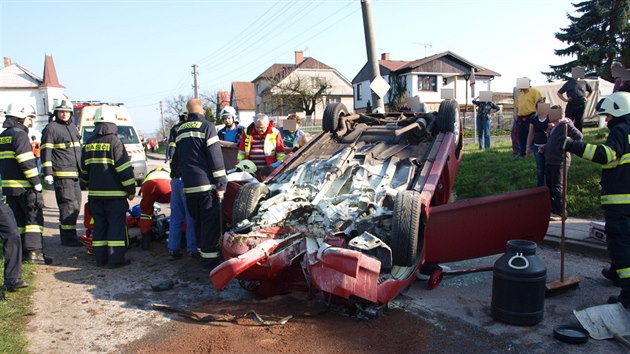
[381,53,390,61]
[295,51,304,64]
[4,57,12,67]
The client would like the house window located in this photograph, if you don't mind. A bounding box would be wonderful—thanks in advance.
[327,96,340,105]
[311,77,322,87]
[356,83,363,100]
[417,75,437,92]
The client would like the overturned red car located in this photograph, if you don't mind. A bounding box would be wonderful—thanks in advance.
[211,101,550,306]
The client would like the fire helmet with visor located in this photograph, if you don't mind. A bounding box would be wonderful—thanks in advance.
[93,105,118,124]
[595,92,630,118]
[5,104,36,120]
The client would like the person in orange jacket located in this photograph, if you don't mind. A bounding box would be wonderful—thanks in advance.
[138,167,171,250]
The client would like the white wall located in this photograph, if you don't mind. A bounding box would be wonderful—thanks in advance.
[1,87,68,139]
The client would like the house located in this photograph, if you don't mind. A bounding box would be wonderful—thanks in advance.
[230,82,256,127]
[0,55,69,138]
[352,51,500,112]
[249,51,353,124]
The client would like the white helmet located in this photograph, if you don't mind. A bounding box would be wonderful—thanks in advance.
[220,106,236,118]
[596,92,630,118]
[53,100,73,113]
[93,105,117,124]
[6,104,36,119]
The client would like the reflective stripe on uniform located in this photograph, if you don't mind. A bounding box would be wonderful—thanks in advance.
[42,161,53,167]
[25,224,44,233]
[207,136,219,147]
[24,167,39,178]
[16,151,35,163]
[108,240,126,247]
[212,169,226,178]
[121,178,135,187]
[60,224,77,230]
[92,240,108,247]
[602,153,630,169]
[176,131,205,142]
[115,161,132,172]
[601,194,630,205]
[617,267,630,279]
[86,158,115,165]
[42,142,81,149]
[0,151,16,159]
[54,171,80,177]
[183,184,215,194]
[88,190,129,197]
[1,180,31,188]
[140,214,152,220]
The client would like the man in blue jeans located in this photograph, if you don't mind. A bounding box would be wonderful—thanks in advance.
[472,98,499,149]
[167,177,197,259]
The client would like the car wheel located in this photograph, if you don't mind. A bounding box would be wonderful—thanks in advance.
[391,190,423,267]
[232,182,269,225]
[437,99,460,145]
[322,103,348,133]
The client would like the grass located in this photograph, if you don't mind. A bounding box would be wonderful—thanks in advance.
[0,259,36,354]
[456,128,607,219]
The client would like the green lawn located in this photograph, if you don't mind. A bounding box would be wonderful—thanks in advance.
[456,128,607,219]
[0,260,36,353]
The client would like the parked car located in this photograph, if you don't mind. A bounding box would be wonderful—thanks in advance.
[211,102,550,310]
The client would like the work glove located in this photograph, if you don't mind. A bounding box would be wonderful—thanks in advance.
[128,194,135,201]
[270,160,282,169]
[44,175,54,184]
[26,189,45,209]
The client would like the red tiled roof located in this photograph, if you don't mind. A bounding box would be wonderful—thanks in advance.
[254,57,334,83]
[231,82,255,110]
[41,54,64,88]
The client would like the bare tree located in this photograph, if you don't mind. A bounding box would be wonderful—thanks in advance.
[269,75,332,124]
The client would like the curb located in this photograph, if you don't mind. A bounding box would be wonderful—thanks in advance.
[542,233,608,260]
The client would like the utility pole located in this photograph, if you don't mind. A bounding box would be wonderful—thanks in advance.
[192,64,199,99]
[159,100,166,140]
[360,0,384,112]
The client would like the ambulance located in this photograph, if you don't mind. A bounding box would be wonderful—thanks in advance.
[74,102,147,184]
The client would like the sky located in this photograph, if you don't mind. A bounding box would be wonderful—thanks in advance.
[1,0,579,136]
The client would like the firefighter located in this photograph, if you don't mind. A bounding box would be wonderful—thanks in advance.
[170,99,227,269]
[0,187,27,291]
[138,167,171,250]
[41,100,83,247]
[0,104,51,264]
[80,105,136,268]
[563,91,630,307]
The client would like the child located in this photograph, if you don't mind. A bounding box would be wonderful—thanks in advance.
[544,105,582,221]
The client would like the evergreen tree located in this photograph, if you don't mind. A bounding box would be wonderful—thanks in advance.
[543,0,629,81]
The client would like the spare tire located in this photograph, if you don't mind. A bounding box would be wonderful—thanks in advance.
[323,103,348,133]
[391,190,423,267]
[437,99,460,145]
[232,182,269,225]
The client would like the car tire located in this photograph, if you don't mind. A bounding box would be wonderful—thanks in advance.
[391,190,423,267]
[232,182,269,225]
[322,103,348,133]
[437,99,460,145]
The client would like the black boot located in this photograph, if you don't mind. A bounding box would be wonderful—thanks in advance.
[25,251,53,265]
[141,232,152,251]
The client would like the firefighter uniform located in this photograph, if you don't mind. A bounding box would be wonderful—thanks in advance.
[138,167,171,250]
[0,187,25,289]
[0,107,49,264]
[80,106,136,268]
[170,103,227,269]
[565,92,630,306]
[41,101,83,246]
